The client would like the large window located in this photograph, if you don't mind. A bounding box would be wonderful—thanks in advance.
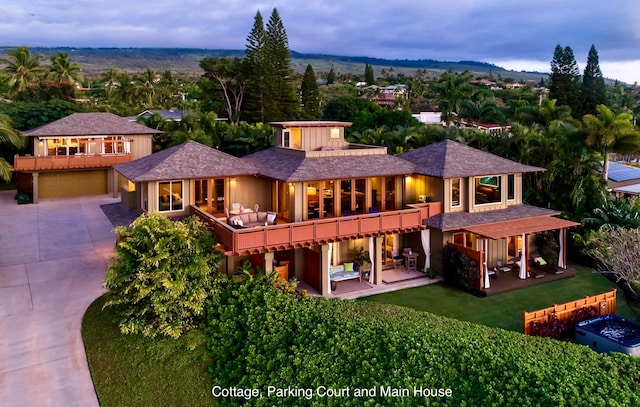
[474,176,502,205]
[385,177,396,210]
[158,181,183,212]
[507,174,515,201]
[341,180,352,215]
[451,178,461,207]
[355,179,365,214]
[307,182,320,219]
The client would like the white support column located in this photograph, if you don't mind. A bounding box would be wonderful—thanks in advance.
[112,169,119,198]
[374,236,384,285]
[264,252,274,275]
[321,244,330,296]
[32,172,39,204]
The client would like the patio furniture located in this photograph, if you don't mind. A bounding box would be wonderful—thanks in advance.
[531,253,565,275]
[511,256,545,279]
[391,250,404,269]
[487,267,497,279]
[329,263,361,290]
[495,260,511,273]
[403,250,418,272]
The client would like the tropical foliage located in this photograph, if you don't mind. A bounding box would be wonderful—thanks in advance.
[0,114,24,181]
[207,273,640,406]
[585,225,640,300]
[103,213,224,339]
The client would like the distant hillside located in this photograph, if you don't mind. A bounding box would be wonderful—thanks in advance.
[0,46,548,82]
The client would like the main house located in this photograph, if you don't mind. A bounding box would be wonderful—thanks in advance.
[113,121,579,295]
[13,112,160,202]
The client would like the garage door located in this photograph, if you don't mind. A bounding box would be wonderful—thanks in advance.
[39,170,108,198]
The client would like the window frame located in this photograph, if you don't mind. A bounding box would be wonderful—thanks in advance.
[474,175,503,206]
[507,174,515,201]
[158,180,184,212]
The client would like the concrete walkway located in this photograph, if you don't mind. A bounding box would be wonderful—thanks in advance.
[0,191,120,407]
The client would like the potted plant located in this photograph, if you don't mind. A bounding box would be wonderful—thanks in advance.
[353,247,372,279]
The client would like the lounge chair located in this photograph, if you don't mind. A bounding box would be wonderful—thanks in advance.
[512,256,545,279]
[531,253,565,275]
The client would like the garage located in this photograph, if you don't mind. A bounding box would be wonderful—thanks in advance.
[39,170,109,198]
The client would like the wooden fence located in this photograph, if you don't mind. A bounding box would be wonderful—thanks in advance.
[523,289,617,335]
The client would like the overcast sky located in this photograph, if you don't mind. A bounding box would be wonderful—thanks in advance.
[3,1,640,83]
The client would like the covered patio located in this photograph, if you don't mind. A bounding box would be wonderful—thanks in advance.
[482,266,576,296]
[297,267,442,300]
[463,215,581,291]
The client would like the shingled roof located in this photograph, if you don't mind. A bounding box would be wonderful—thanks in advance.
[398,139,543,178]
[426,204,560,231]
[244,148,416,182]
[23,112,161,137]
[113,141,258,182]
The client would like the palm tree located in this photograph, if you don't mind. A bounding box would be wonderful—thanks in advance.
[432,70,473,125]
[0,46,45,95]
[101,67,120,103]
[0,115,25,182]
[47,52,83,84]
[583,104,640,180]
[134,68,158,108]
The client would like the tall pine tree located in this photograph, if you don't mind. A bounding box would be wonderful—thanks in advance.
[244,11,269,123]
[327,65,336,85]
[549,45,582,117]
[265,8,299,121]
[364,63,374,85]
[582,44,607,116]
[300,64,320,119]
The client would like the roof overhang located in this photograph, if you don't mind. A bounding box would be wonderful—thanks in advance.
[462,216,581,240]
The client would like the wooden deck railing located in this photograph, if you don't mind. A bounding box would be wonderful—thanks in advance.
[192,202,442,255]
[13,153,132,171]
[523,289,617,336]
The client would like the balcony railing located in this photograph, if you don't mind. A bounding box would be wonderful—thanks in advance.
[192,202,442,256]
[13,153,132,171]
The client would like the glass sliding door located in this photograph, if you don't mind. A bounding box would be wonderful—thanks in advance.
[355,178,365,214]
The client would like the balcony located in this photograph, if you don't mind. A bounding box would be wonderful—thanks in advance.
[191,202,442,256]
[13,153,132,171]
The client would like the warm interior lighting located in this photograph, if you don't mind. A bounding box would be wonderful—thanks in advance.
[307,186,317,196]
[330,128,340,139]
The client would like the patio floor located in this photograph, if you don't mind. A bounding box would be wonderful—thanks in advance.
[483,266,576,296]
[297,267,443,300]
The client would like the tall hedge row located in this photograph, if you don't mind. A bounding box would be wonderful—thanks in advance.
[206,275,640,406]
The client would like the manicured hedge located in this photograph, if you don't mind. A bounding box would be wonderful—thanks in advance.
[206,274,640,406]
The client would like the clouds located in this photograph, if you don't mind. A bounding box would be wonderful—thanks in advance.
[3,0,640,82]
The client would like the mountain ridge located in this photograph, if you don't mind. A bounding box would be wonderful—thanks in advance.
[0,46,548,80]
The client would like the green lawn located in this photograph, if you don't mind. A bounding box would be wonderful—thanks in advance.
[361,264,640,332]
[82,296,216,407]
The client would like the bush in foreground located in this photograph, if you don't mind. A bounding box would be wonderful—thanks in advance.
[207,274,640,406]
[104,213,224,338]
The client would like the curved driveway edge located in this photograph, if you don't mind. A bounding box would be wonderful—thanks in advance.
[0,191,120,407]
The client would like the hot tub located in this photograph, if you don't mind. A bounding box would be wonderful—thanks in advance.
[575,314,640,357]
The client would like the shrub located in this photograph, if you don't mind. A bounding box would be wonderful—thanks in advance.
[442,246,479,290]
[103,213,224,339]
[206,276,640,406]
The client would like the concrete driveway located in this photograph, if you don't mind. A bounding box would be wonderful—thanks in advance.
[0,191,121,407]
